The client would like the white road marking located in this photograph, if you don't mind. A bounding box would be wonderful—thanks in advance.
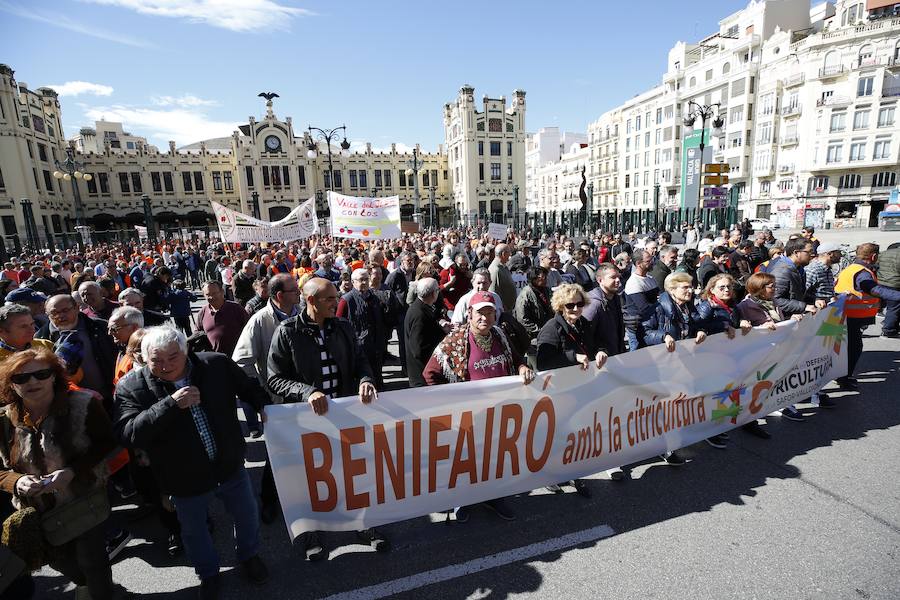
[318,524,616,600]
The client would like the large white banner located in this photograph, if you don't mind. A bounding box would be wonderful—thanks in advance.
[211,198,318,243]
[265,299,849,540]
[328,191,401,239]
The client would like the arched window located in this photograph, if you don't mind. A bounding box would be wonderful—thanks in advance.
[859,44,873,65]
[689,76,696,87]
[723,62,731,74]
[823,50,839,75]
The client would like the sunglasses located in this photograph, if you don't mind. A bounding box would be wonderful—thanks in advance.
[11,368,54,385]
[565,302,586,310]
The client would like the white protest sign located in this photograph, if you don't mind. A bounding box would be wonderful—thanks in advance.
[265,299,849,539]
[487,222,507,241]
[211,198,318,243]
[134,225,148,241]
[328,191,401,239]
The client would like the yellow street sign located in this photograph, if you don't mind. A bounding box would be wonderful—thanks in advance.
[703,175,729,185]
[704,163,731,173]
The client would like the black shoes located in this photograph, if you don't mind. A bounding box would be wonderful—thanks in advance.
[705,434,728,449]
[198,575,220,600]
[742,420,771,439]
[357,528,391,553]
[167,533,183,557]
[106,529,133,561]
[836,376,859,391]
[249,429,263,439]
[241,555,269,585]
[301,532,326,562]
[661,450,686,465]
[573,479,592,498]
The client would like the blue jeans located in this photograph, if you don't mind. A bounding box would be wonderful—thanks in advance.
[883,297,899,336]
[171,466,260,580]
[626,329,642,352]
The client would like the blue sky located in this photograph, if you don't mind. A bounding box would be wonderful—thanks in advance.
[0,0,762,151]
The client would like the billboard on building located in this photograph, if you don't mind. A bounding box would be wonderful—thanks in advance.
[680,129,713,209]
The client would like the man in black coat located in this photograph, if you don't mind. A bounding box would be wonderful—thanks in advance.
[233,260,257,307]
[769,238,817,318]
[404,277,447,388]
[266,277,386,561]
[649,245,679,291]
[140,266,172,312]
[384,251,416,373]
[37,294,118,405]
[697,246,731,289]
[113,327,269,596]
[583,263,627,356]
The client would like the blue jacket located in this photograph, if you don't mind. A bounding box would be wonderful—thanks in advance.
[167,289,196,318]
[696,299,739,335]
[642,292,707,346]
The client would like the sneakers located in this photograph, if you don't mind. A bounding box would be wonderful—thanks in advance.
[606,467,626,481]
[167,533,183,557]
[300,531,325,562]
[260,501,279,525]
[705,434,728,449]
[484,498,517,521]
[249,429,263,439]
[741,420,771,439]
[454,505,470,523]
[780,406,805,421]
[356,528,390,553]
[106,529,133,561]
[661,450,686,466]
[198,575,220,600]
[241,555,269,585]
[881,332,899,339]
[113,480,137,501]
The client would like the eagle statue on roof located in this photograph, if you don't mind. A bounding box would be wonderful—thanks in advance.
[257,92,279,101]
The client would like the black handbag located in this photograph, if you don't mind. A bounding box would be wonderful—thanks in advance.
[40,487,110,547]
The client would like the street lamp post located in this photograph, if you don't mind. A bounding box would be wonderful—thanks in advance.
[513,184,520,231]
[586,183,593,234]
[682,101,725,227]
[19,198,38,250]
[250,191,261,220]
[53,145,92,251]
[307,125,351,206]
[404,148,424,224]
[428,185,437,230]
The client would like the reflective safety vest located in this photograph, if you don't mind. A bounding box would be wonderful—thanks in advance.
[835,263,880,319]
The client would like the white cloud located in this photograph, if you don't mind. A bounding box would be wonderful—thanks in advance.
[0,1,154,47]
[82,104,239,146]
[46,81,114,97]
[151,94,219,107]
[81,0,314,32]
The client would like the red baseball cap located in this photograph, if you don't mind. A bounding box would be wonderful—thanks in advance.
[470,291,496,311]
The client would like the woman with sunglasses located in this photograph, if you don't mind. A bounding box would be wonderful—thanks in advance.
[536,283,607,498]
[696,273,756,447]
[0,348,118,599]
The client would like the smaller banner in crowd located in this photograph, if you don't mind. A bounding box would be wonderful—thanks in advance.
[210,198,318,243]
[328,191,401,239]
[265,299,848,539]
[134,225,148,240]
[487,222,508,241]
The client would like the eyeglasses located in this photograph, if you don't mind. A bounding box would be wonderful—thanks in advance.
[564,302,586,310]
[11,368,54,384]
[714,285,733,291]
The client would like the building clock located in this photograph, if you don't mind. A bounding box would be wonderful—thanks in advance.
[264,135,281,152]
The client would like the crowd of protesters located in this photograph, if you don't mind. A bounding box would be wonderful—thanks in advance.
[0,218,897,599]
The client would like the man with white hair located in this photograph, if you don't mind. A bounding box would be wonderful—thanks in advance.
[113,326,270,597]
[404,277,447,388]
[489,243,516,311]
[118,287,167,326]
[233,259,258,306]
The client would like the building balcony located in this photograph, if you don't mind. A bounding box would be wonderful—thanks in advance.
[780,104,802,117]
[816,95,853,107]
[781,135,799,146]
[888,56,900,70]
[778,164,796,174]
[852,56,883,69]
[783,73,806,88]
[817,65,846,79]
[883,85,900,98]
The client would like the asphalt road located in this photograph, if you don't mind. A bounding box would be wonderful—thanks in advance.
[34,318,900,600]
[33,226,900,599]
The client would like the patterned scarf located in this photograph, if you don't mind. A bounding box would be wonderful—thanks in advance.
[431,324,515,383]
